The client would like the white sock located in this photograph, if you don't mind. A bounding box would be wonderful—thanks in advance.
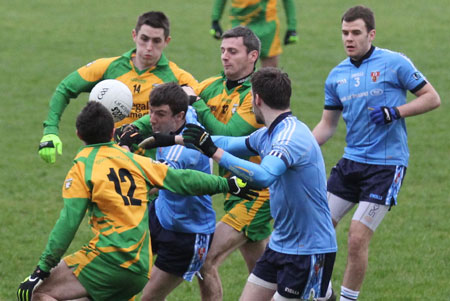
[340,286,359,301]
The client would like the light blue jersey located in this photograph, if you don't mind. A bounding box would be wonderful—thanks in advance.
[324,46,427,167]
[155,107,216,234]
[216,112,337,255]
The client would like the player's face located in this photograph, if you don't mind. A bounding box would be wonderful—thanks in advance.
[341,19,375,60]
[150,104,183,134]
[133,25,170,70]
[221,37,258,81]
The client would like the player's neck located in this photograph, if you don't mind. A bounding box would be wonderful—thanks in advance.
[264,109,291,129]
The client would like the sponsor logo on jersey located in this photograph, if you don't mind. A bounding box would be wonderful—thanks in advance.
[371,71,380,82]
[131,78,147,84]
[337,78,347,85]
[340,91,369,102]
[351,72,364,78]
[370,89,384,96]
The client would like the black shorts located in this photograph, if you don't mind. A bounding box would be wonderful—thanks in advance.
[149,201,213,281]
[252,247,336,299]
[327,158,406,206]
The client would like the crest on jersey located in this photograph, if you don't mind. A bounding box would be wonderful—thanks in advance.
[64,178,73,189]
[371,71,380,82]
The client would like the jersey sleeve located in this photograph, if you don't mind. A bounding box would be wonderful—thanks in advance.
[395,53,427,93]
[211,0,227,21]
[324,71,343,110]
[37,165,89,272]
[192,94,260,136]
[282,0,297,30]
[137,156,229,196]
[43,57,118,135]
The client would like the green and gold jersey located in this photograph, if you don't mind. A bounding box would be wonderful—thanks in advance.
[43,49,197,135]
[193,72,261,136]
[38,142,230,276]
[193,73,270,201]
[212,0,296,30]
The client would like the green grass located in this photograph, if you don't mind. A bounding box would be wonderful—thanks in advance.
[1,0,449,300]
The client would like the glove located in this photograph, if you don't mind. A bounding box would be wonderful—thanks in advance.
[138,133,176,149]
[284,30,298,45]
[116,124,143,147]
[17,266,50,301]
[210,21,223,40]
[227,176,259,200]
[182,124,218,157]
[369,106,401,125]
[38,134,62,164]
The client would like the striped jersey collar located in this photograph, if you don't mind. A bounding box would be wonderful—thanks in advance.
[350,45,375,68]
[268,111,293,135]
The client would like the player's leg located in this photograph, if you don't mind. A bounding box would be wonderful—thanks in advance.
[339,163,406,300]
[141,266,184,301]
[248,19,281,68]
[197,221,248,301]
[239,236,270,273]
[145,203,213,300]
[32,260,88,300]
[261,56,279,68]
[240,278,276,301]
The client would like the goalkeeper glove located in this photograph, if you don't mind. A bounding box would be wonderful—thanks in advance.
[17,266,50,301]
[38,134,62,164]
[182,124,218,157]
[227,176,259,200]
[115,124,143,147]
[138,133,176,149]
[284,30,298,45]
[369,106,401,125]
[210,21,223,40]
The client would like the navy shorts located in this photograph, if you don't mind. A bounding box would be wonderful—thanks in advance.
[252,247,336,299]
[149,202,213,281]
[327,158,406,206]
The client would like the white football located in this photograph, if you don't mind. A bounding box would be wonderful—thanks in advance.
[89,79,133,123]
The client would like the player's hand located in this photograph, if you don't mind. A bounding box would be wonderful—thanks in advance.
[182,124,218,157]
[38,134,62,163]
[138,133,176,149]
[227,176,259,200]
[115,124,143,147]
[284,30,298,45]
[210,21,223,40]
[17,266,50,301]
[369,106,401,125]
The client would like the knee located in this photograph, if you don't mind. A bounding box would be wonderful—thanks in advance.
[347,234,369,258]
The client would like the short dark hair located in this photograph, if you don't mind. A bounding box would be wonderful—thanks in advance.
[135,11,170,38]
[342,5,375,32]
[76,101,114,145]
[251,67,291,110]
[222,26,261,55]
[149,82,188,116]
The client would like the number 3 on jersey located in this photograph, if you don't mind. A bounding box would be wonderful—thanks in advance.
[107,168,142,206]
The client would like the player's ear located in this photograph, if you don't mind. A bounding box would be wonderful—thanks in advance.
[76,130,86,145]
[164,35,171,45]
[132,29,137,42]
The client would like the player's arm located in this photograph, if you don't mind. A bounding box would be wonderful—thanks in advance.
[210,0,227,39]
[396,83,440,117]
[282,0,298,45]
[192,93,260,136]
[37,197,88,272]
[312,109,341,146]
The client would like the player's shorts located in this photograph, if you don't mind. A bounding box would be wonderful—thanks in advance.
[149,202,213,281]
[327,158,407,207]
[232,19,282,59]
[64,249,148,301]
[221,188,272,242]
[249,247,336,299]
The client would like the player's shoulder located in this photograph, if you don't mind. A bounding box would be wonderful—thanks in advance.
[196,74,224,94]
[373,47,414,65]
